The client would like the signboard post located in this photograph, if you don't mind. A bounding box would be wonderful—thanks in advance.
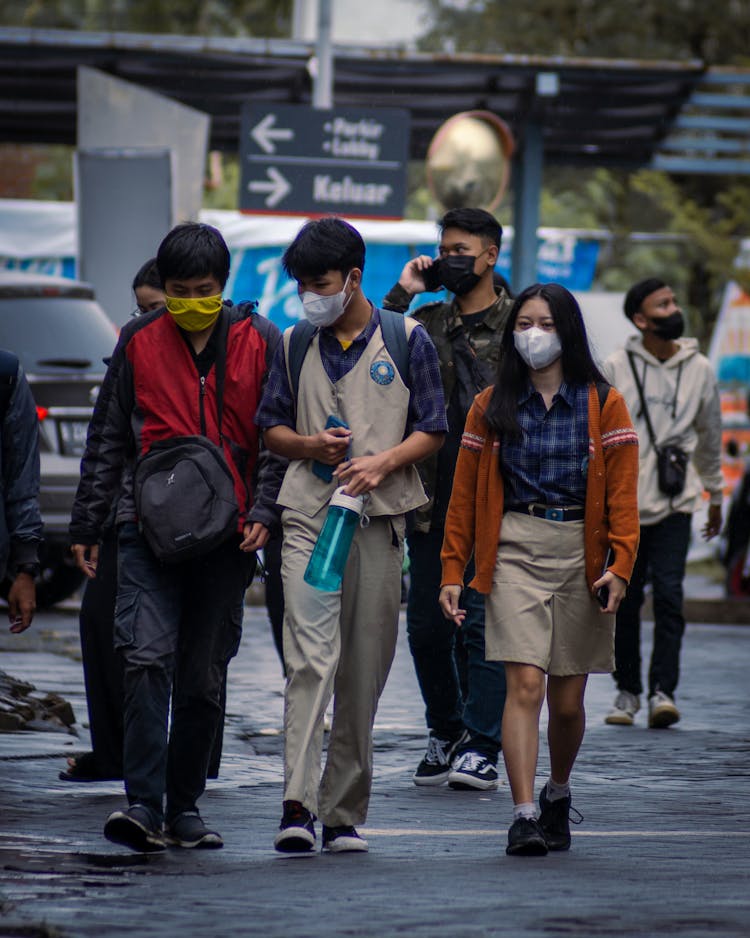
[239,103,409,219]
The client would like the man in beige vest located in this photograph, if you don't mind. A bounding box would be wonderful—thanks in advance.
[256,217,446,854]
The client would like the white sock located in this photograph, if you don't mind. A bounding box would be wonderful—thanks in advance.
[513,802,537,820]
[545,777,571,802]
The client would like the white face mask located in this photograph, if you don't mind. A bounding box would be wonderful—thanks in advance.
[301,274,352,328]
[513,326,562,370]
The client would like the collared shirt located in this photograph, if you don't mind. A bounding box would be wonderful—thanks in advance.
[255,306,447,434]
[500,380,590,507]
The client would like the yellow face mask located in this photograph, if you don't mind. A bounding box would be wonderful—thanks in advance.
[165,294,223,333]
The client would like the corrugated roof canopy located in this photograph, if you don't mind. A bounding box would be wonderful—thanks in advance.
[0,27,707,167]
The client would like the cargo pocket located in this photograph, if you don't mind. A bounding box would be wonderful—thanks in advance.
[113,589,140,650]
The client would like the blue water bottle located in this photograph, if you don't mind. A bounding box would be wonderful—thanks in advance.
[304,487,366,591]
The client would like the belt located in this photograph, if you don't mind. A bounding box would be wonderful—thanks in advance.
[506,503,585,522]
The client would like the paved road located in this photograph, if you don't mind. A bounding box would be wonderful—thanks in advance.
[1,602,749,938]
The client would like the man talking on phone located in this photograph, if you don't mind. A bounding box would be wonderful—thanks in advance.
[382,208,512,792]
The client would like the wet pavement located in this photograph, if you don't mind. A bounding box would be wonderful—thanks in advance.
[0,593,749,938]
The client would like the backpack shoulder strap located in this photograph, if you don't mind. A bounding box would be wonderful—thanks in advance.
[0,349,20,423]
[286,319,317,403]
[378,307,410,388]
[285,310,411,403]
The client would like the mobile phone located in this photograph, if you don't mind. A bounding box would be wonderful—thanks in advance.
[421,261,443,292]
[312,415,350,482]
[597,548,614,609]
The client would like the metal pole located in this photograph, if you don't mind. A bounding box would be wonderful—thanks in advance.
[313,0,333,109]
[511,121,543,293]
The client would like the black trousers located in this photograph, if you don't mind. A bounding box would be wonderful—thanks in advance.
[115,523,254,823]
[614,512,692,699]
[79,526,239,783]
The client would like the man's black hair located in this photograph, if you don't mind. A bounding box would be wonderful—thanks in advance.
[623,278,667,321]
[438,208,503,249]
[156,223,230,289]
[132,257,161,292]
[282,217,366,280]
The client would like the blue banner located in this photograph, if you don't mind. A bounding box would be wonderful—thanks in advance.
[228,237,600,330]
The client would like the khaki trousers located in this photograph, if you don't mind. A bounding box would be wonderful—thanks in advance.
[280,505,404,827]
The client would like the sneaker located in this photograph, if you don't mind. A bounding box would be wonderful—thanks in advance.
[413,730,469,786]
[604,690,641,726]
[104,804,166,853]
[165,811,223,849]
[538,785,583,851]
[448,751,500,791]
[505,816,548,857]
[321,825,369,853]
[648,690,680,729]
[274,800,316,853]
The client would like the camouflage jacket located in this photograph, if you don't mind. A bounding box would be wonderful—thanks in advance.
[382,282,513,532]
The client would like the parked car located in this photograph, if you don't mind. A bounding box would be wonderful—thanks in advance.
[0,270,119,607]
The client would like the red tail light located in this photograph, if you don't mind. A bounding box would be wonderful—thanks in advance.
[36,405,49,422]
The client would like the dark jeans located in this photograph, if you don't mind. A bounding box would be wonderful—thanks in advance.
[115,523,254,824]
[406,528,506,761]
[614,512,692,699]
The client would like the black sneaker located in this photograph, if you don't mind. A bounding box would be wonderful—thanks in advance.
[448,751,500,791]
[165,810,223,849]
[413,730,469,786]
[538,785,583,851]
[505,817,548,856]
[104,804,166,853]
[274,800,316,853]
[321,825,369,853]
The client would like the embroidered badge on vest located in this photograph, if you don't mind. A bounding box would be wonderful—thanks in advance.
[370,360,395,385]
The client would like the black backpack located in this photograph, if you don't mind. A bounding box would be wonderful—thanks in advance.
[133,312,239,563]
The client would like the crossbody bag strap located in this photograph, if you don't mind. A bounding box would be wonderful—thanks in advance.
[626,351,657,448]
[671,361,683,419]
[214,308,230,444]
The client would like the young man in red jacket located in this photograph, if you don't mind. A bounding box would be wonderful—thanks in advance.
[70,223,284,852]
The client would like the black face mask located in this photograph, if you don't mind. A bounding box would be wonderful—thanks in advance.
[650,311,684,341]
[436,254,482,296]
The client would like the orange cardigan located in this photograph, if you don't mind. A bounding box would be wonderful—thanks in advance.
[441,384,640,594]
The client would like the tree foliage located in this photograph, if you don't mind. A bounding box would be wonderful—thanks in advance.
[418,0,750,64]
[1,0,292,37]
[418,0,750,334]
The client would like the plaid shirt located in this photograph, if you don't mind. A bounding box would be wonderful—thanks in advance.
[500,380,590,507]
[255,306,447,434]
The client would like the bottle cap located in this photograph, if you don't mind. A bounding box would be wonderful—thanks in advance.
[330,486,366,515]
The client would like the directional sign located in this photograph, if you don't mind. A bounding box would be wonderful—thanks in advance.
[239,103,410,219]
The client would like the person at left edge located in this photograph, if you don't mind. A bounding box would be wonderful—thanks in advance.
[255,217,446,855]
[70,223,285,853]
[0,348,42,634]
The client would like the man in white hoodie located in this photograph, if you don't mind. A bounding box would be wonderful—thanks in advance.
[602,279,723,729]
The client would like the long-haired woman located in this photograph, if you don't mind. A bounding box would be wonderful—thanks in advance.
[439,282,640,856]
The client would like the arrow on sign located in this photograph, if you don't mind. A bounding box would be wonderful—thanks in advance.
[247,167,291,208]
[251,113,295,154]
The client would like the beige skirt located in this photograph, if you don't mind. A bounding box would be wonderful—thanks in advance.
[484,510,614,676]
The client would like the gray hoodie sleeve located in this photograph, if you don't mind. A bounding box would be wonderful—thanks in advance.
[691,360,724,502]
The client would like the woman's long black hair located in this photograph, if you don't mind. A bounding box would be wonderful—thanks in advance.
[485,282,606,438]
